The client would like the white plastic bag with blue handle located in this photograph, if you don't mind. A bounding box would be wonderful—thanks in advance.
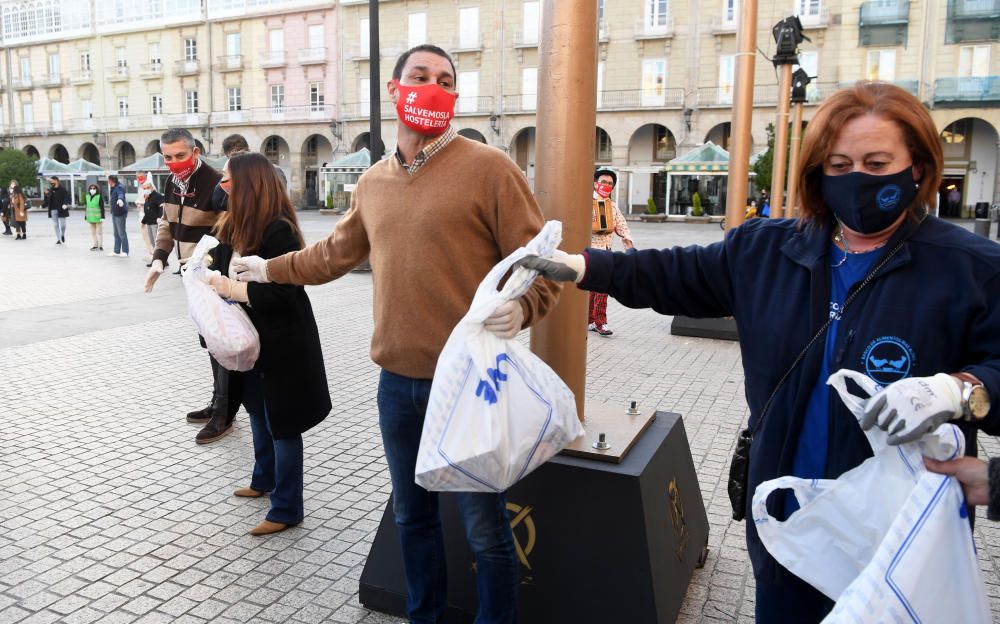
[415,221,584,492]
[752,368,989,623]
[182,235,260,372]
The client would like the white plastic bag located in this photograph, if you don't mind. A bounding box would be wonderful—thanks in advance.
[752,369,990,623]
[415,221,584,492]
[182,236,260,372]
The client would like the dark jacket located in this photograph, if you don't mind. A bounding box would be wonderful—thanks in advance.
[109,183,128,217]
[0,191,10,217]
[581,215,1000,588]
[211,220,331,439]
[46,185,69,218]
[142,191,164,225]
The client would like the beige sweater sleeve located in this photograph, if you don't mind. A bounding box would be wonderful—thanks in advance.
[266,187,371,286]
[493,157,563,328]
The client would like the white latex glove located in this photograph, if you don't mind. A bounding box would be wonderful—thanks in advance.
[861,373,963,445]
[198,254,221,284]
[484,300,525,339]
[144,260,164,293]
[116,199,124,208]
[228,251,242,280]
[231,255,270,283]
[516,249,586,283]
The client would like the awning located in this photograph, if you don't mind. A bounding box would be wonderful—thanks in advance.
[663,141,731,173]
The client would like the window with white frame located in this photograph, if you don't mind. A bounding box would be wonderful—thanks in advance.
[645,0,669,31]
[522,67,538,109]
[308,24,324,50]
[597,61,605,107]
[47,54,59,79]
[523,2,540,44]
[148,43,161,65]
[724,0,738,25]
[270,84,284,113]
[408,13,427,49]
[959,45,991,77]
[115,47,127,70]
[19,57,30,80]
[310,82,325,112]
[457,71,479,113]
[50,101,62,127]
[185,90,199,113]
[270,29,284,52]
[359,19,369,53]
[226,33,240,57]
[80,52,91,71]
[22,103,33,130]
[81,99,92,119]
[796,0,821,23]
[641,58,667,106]
[719,54,735,104]
[184,38,197,61]
[796,51,819,100]
[118,97,128,118]
[360,77,371,115]
[459,7,480,49]
[866,49,896,82]
[228,87,241,111]
[151,94,162,115]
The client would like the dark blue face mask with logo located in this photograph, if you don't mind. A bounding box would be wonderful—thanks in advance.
[820,166,918,234]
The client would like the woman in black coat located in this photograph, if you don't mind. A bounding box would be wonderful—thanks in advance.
[202,152,331,536]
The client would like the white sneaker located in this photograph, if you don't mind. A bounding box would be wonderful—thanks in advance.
[588,322,597,332]
[106,252,118,257]
[118,252,128,257]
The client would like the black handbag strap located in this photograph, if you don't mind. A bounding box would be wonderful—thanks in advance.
[747,238,906,440]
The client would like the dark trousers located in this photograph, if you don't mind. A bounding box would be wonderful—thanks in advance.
[1,215,10,234]
[14,221,25,237]
[209,354,239,420]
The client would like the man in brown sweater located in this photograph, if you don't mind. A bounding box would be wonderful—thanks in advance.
[233,44,560,623]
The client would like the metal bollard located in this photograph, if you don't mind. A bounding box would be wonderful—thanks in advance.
[974,218,991,238]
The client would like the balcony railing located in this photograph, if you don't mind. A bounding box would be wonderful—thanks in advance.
[447,37,483,53]
[212,105,336,124]
[338,101,395,120]
[502,94,538,112]
[838,79,920,96]
[175,60,200,75]
[107,66,129,81]
[634,18,674,39]
[260,50,287,67]
[511,29,538,48]
[948,0,1000,19]
[696,83,835,107]
[455,96,494,115]
[711,17,738,33]
[597,88,685,109]
[12,76,31,90]
[859,0,910,25]
[164,112,209,127]
[70,70,93,85]
[299,47,328,64]
[38,74,62,87]
[216,55,243,71]
[934,76,1000,103]
[141,62,164,78]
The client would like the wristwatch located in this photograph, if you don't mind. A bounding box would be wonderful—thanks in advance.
[961,380,991,421]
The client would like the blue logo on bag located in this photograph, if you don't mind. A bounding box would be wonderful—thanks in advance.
[862,336,914,385]
[877,185,901,211]
[476,353,512,405]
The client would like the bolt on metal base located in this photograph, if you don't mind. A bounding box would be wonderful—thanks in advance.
[592,432,611,450]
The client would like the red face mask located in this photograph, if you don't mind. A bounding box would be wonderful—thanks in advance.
[220,180,232,195]
[393,80,457,136]
[137,173,146,184]
[166,154,197,181]
[595,182,614,198]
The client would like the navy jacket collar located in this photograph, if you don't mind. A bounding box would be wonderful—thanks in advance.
[780,215,924,275]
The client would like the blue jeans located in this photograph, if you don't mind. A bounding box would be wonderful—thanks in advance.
[377,369,518,624]
[51,215,65,240]
[112,215,129,254]
[242,372,304,525]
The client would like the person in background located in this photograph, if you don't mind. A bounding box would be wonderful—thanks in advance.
[141,182,164,268]
[83,183,105,251]
[46,176,69,245]
[589,166,634,336]
[925,455,1000,520]
[200,152,330,535]
[10,182,26,240]
[0,186,11,236]
[108,175,129,257]
[136,172,155,262]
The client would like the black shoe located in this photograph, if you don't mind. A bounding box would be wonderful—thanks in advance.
[61,236,65,243]
[146,262,153,268]
[56,240,61,245]
[186,406,213,423]
[173,268,182,275]
[196,412,234,445]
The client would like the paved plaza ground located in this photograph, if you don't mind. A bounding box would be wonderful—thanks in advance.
[2,211,1000,623]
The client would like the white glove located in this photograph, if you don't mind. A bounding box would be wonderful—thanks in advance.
[516,249,586,283]
[484,300,525,339]
[228,251,242,280]
[861,373,963,445]
[117,199,124,208]
[198,254,221,284]
[231,255,270,283]
[144,260,164,293]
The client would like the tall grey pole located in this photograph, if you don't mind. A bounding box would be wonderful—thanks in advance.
[368,0,385,159]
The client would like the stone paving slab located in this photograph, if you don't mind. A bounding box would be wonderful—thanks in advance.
[1,214,999,623]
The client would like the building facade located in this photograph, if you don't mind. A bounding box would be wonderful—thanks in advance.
[1,0,998,213]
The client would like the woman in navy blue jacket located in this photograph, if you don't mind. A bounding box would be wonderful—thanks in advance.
[521,82,1000,622]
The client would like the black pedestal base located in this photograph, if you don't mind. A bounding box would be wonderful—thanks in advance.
[359,412,709,624]
[670,315,739,341]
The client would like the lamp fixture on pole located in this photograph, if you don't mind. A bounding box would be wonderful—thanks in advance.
[489,114,501,136]
[769,16,810,220]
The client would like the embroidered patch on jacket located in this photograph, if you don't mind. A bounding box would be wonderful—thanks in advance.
[862,336,915,385]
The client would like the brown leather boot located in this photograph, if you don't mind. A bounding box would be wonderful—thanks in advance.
[234,487,265,498]
[195,411,233,444]
[186,405,213,423]
[249,520,289,536]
